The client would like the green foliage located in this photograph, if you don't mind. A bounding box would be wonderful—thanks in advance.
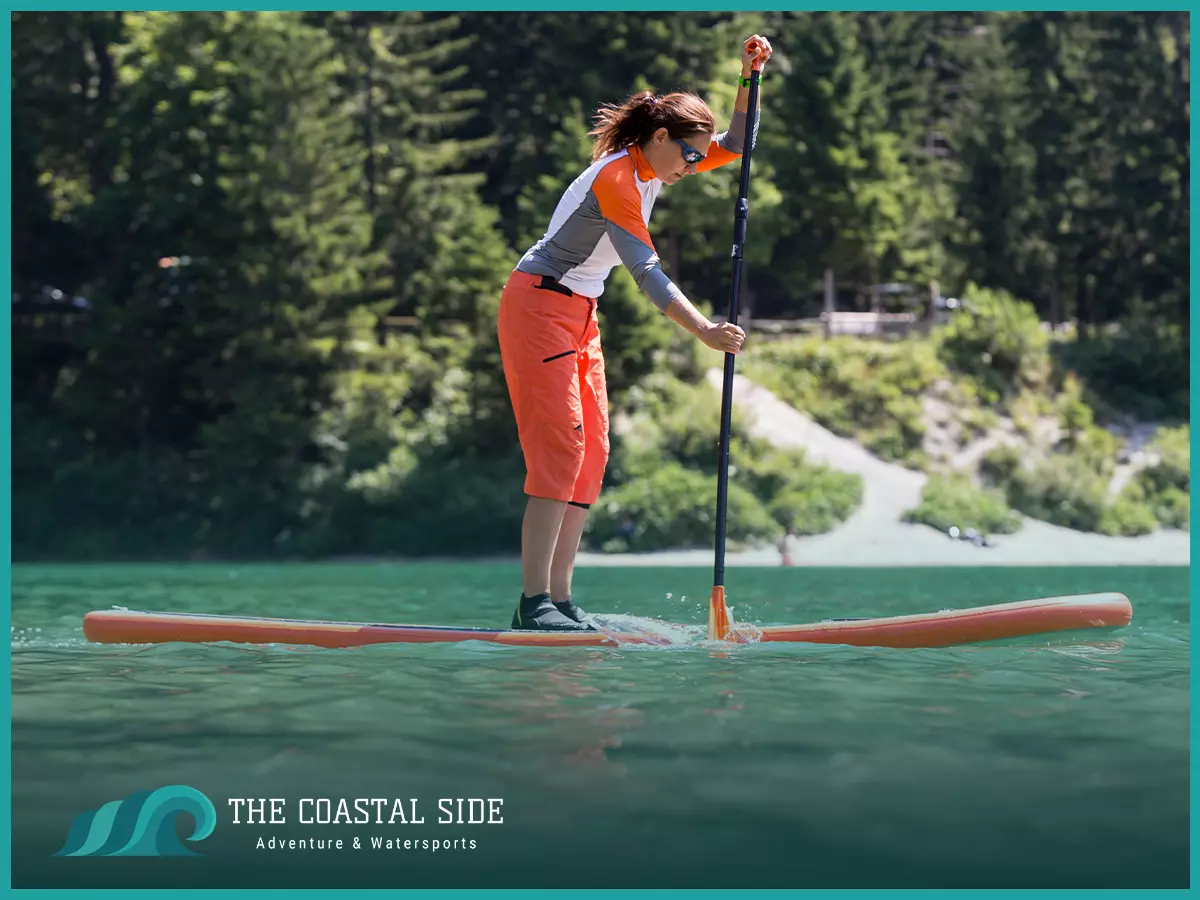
[934,284,1051,404]
[1145,487,1190,532]
[598,378,863,549]
[314,455,529,557]
[10,11,1189,559]
[757,12,955,311]
[946,12,1188,357]
[1135,425,1191,530]
[903,473,1022,536]
[608,376,739,479]
[1054,320,1190,421]
[980,444,1023,487]
[1098,482,1160,538]
[1006,455,1112,533]
[977,421,1178,537]
[744,336,943,468]
[744,449,864,536]
[586,463,780,553]
[996,453,1159,537]
[1045,376,1123,479]
[1141,425,1191,493]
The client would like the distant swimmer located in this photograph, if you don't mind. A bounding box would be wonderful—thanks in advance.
[779,528,795,567]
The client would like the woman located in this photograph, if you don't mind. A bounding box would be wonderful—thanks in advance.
[499,35,773,632]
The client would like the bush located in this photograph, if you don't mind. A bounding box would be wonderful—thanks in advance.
[744,336,944,468]
[737,445,864,535]
[1053,374,1121,477]
[934,284,1051,403]
[1148,487,1190,531]
[980,443,1023,487]
[314,454,530,556]
[1139,424,1190,494]
[903,473,1022,535]
[1006,454,1110,532]
[1052,319,1189,421]
[1135,424,1190,530]
[1098,482,1160,537]
[602,383,865,549]
[585,462,781,552]
[1002,454,1158,536]
[607,375,757,483]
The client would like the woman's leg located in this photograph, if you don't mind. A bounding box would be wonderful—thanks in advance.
[549,503,590,602]
[498,272,597,631]
[549,318,609,612]
[522,495,569,597]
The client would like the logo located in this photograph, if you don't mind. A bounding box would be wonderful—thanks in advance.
[53,785,217,857]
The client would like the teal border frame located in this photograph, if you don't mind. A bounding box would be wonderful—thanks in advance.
[4,3,1194,896]
[3,3,10,895]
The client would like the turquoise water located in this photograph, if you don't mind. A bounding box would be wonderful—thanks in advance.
[11,563,1190,889]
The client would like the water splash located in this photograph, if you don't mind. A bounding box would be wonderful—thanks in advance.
[588,613,703,647]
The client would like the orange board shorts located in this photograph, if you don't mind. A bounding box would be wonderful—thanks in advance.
[498,269,610,507]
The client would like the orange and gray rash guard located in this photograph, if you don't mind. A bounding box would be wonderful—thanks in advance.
[516,108,757,310]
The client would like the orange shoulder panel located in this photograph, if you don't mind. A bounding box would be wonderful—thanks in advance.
[591,157,656,251]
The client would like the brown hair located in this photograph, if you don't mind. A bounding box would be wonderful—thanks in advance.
[588,90,717,162]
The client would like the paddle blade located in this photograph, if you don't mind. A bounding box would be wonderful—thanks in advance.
[708,586,733,641]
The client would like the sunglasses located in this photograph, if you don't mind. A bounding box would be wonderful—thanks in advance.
[673,138,706,165]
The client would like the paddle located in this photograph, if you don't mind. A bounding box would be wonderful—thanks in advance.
[709,48,765,642]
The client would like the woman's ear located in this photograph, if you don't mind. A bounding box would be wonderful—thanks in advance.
[652,127,670,145]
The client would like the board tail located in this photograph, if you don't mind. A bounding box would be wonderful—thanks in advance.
[708,586,733,641]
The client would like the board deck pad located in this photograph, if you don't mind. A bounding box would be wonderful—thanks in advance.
[81,593,1133,650]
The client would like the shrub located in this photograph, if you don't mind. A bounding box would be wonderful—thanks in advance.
[1139,424,1190,495]
[903,473,1022,535]
[934,284,1051,403]
[1052,319,1189,421]
[608,375,758,483]
[1135,424,1190,530]
[1001,452,1157,536]
[1148,487,1190,531]
[1054,374,1120,477]
[602,388,866,549]
[980,443,1023,487]
[585,462,781,553]
[737,445,864,535]
[744,336,944,468]
[306,453,529,556]
[1098,481,1160,537]
[1006,454,1111,532]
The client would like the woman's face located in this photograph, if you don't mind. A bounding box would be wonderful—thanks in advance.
[645,128,714,184]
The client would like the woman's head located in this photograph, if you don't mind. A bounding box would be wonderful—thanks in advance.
[589,90,717,184]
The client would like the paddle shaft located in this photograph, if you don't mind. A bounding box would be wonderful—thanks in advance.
[713,68,762,591]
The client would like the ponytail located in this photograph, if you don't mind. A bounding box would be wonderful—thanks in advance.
[588,90,717,162]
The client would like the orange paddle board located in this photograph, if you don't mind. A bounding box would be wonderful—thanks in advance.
[81,592,1133,650]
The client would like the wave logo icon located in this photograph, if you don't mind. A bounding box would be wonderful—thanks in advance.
[53,785,217,857]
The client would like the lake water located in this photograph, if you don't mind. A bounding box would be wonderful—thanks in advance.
[10,563,1190,889]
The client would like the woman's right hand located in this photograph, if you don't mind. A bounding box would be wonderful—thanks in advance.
[742,35,773,73]
[700,321,747,354]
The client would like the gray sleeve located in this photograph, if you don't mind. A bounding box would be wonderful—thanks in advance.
[605,221,685,311]
[715,108,758,155]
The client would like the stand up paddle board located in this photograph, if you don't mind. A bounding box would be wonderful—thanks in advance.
[82,592,1132,650]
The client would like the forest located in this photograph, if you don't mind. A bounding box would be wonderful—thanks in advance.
[12,11,1190,559]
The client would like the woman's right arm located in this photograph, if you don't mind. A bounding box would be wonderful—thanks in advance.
[664,297,747,354]
[593,163,746,354]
